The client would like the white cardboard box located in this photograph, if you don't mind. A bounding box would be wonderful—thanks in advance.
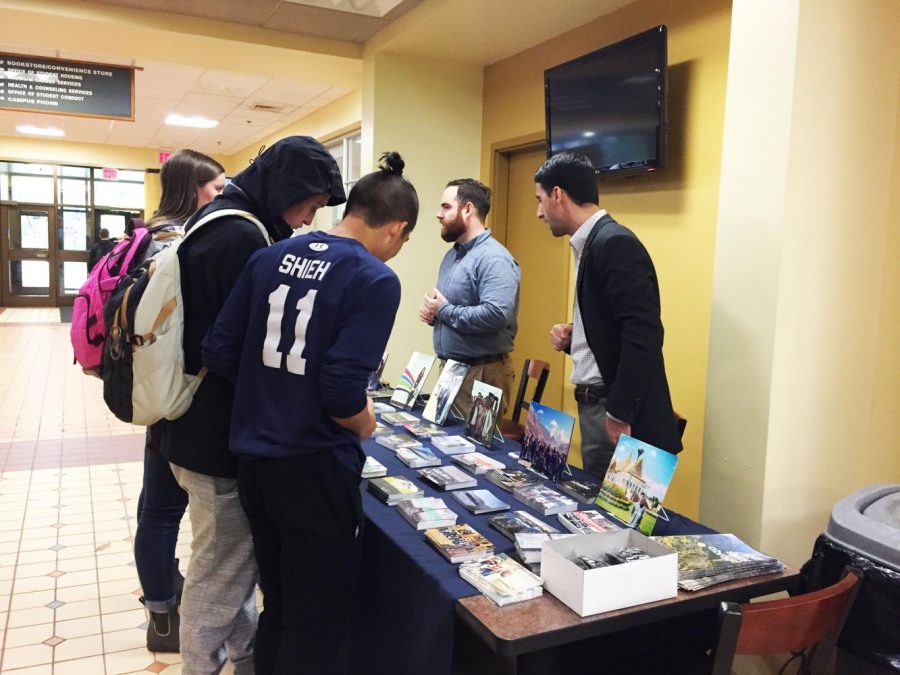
[540,528,677,617]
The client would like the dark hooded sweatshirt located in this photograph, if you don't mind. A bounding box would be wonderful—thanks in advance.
[158,137,345,478]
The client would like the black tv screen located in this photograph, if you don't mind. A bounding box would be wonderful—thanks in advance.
[545,25,667,178]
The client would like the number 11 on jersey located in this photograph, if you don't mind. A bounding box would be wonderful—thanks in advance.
[263,284,318,375]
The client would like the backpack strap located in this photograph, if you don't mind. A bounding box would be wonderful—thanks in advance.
[183,209,271,246]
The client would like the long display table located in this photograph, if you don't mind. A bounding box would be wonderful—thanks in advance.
[347,413,796,675]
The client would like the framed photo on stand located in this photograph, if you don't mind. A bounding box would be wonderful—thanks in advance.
[390,351,436,411]
[422,359,470,425]
[463,380,503,450]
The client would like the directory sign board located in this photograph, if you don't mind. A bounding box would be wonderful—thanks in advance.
[0,52,135,120]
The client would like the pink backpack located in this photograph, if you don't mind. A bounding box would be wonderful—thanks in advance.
[71,228,152,374]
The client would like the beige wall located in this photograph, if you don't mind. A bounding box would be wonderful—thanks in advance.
[763,0,900,563]
[701,0,800,549]
[705,0,900,566]
[362,50,484,389]
[481,0,733,518]
[224,90,362,175]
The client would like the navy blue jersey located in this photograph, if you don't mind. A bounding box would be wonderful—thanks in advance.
[202,230,401,474]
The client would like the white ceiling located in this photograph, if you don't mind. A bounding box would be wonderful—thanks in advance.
[0,0,639,157]
[0,47,352,156]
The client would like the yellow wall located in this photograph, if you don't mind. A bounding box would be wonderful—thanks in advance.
[362,50,484,390]
[481,0,732,518]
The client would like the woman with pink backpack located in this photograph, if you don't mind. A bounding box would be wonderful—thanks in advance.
[131,149,226,653]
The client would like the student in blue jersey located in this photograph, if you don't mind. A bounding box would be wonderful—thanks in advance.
[202,152,418,675]
[158,136,345,675]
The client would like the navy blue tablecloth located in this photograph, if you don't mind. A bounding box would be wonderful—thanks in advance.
[347,415,711,675]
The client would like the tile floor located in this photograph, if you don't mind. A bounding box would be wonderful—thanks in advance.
[0,308,225,674]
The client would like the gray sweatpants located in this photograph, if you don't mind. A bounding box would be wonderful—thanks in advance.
[172,465,258,675]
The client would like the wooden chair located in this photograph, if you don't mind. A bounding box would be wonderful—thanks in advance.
[709,566,862,675]
[500,358,550,442]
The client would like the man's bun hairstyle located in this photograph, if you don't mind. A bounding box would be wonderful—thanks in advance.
[345,151,418,231]
[379,151,405,176]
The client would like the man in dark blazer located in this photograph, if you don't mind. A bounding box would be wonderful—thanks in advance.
[534,152,681,478]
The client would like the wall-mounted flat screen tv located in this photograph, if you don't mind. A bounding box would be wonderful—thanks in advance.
[545,25,667,178]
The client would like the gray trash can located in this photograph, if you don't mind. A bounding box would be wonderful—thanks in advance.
[800,484,900,671]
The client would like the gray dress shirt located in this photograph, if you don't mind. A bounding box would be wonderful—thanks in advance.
[433,230,520,360]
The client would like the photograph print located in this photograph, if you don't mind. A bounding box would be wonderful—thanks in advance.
[367,352,389,391]
[422,359,470,425]
[518,402,575,483]
[463,380,503,449]
[594,434,678,535]
[390,351,436,409]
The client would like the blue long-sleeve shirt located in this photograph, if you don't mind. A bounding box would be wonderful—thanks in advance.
[202,230,401,474]
[432,230,520,360]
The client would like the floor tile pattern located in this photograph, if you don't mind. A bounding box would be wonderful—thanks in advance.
[0,310,218,673]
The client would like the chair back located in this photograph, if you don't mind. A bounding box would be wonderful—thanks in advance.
[510,358,550,425]
[710,566,862,675]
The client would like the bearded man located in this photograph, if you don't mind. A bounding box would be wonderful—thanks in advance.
[418,178,520,420]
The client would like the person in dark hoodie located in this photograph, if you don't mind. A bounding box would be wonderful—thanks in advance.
[157,136,345,675]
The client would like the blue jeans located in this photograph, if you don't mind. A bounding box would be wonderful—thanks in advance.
[134,425,188,612]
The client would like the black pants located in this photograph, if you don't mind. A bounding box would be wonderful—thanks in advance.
[238,453,364,675]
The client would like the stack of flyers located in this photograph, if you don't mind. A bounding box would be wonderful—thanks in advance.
[484,467,543,492]
[452,452,506,476]
[431,436,476,456]
[361,456,387,479]
[375,433,422,452]
[396,497,458,530]
[403,421,448,439]
[368,476,424,505]
[417,466,477,491]
[557,478,602,504]
[459,554,543,606]
[396,445,441,468]
[372,422,392,437]
[425,523,494,564]
[452,489,510,515]
[489,510,559,541]
[514,484,578,516]
[557,510,618,535]
[381,411,419,426]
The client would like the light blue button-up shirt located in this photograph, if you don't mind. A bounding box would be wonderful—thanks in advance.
[433,230,520,361]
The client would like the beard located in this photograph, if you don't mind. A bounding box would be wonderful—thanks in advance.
[440,213,466,243]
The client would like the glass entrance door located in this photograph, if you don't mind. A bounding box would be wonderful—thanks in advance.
[1,204,56,306]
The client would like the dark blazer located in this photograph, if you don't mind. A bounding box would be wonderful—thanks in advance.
[576,214,682,454]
